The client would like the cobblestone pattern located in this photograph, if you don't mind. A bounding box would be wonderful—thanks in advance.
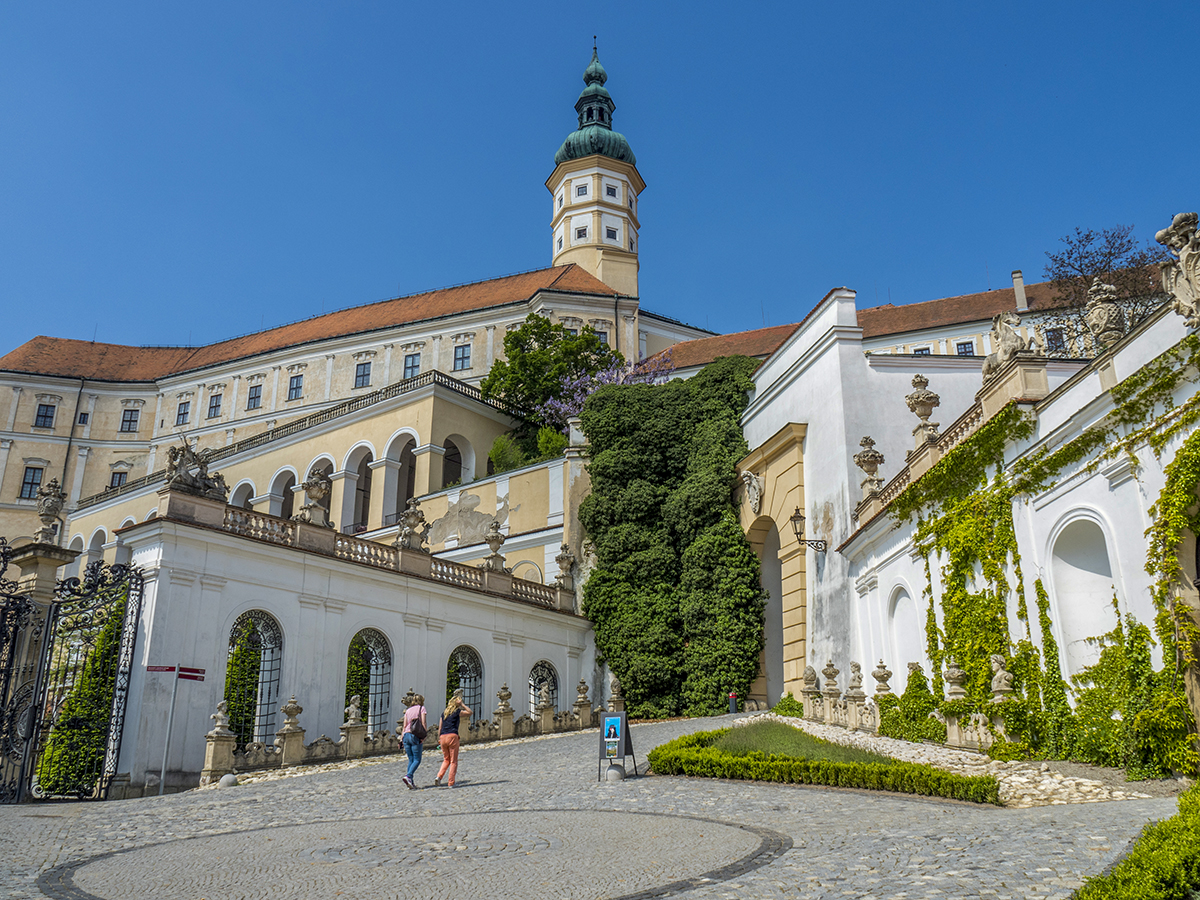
[0,714,1180,900]
[747,713,1153,808]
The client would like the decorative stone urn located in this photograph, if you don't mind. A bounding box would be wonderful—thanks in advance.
[1085,278,1126,348]
[853,437,885,500]
[944,655,968,700]
[871,660,893,696]
[33,477,66,544]
[905,375,941,448]
[480,520,508,572]
[278,696,304,733]
[821,659,841,696]
[495,683,513,714]
[554,544,576,589]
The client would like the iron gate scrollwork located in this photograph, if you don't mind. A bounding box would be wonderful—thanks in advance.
[0,538,41,804]
[25,559,144,801]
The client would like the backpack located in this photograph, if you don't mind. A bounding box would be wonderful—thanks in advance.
[409,706,427,741]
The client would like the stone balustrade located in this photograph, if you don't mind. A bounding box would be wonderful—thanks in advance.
[200,679,621,785]
[794,657,1012,753]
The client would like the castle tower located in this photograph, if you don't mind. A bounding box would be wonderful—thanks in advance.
[546,46,644,297]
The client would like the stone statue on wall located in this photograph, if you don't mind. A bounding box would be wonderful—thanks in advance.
[292,466,333,528]
[394,497,429,552]
[1085,278,1126,348]
[990,655,1015,702]
[740,470,764,515]
[427,492,514,547]
[905,375,941,448]
[853,437,885,500]
[479,520,508,572]
[166,441,229,501]
[1156,211,1200,329]
[981,311,1033,384]
[33,477,66,543]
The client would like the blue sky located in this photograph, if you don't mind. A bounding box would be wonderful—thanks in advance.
[2,2,1196,353]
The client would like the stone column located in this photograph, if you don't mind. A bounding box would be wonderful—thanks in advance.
[410,444,445,497]
[367,458,397,531]
[330,470,357,532]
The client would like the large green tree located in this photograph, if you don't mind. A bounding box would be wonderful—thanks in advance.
[580,356,766,717]
[480,314,622,428]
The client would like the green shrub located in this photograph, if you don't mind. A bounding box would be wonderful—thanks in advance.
[712,719,890,765]
[773,692,804,717]
[1073,779,1200,900]
[879,665,947,744]
[536,426,568,460]
[648,728,1000,805]
[488,434,527,474]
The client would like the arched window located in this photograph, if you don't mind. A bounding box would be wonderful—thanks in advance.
[346,628,392,732]
[1051,519,1117,676]
[278,474,297,520]
[889,587,924,670]
[442,440,462,488]
[224,611,284,749]
[529,660,558,712]
[446,645,482,712]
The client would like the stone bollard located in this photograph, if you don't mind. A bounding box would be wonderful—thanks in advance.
[572,680,591,731]
[199,700,237,785]
[275,696,307,767]
[495,683,515,740]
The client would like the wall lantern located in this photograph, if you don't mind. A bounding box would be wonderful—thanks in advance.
[789,507,827,553]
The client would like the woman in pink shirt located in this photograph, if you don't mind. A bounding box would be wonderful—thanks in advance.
[400,694,427,789]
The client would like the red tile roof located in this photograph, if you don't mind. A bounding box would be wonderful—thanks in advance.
[857,278,1062,339]
[0,265,620,382]
[653,323,801,370]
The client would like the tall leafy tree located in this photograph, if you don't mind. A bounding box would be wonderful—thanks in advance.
[1043,224,1169,322]
[580,356,765,717]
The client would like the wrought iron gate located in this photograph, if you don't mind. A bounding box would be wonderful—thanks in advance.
[0,539,144,804]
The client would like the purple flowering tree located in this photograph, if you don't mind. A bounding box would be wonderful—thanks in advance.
[532,350,675,431]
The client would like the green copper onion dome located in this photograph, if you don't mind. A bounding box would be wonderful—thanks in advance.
[554,47,636,166]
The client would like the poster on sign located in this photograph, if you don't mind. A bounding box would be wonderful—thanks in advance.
[596,711,636,779]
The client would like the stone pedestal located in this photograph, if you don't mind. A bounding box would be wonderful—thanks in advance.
[294,522,336,555]
[396,548,432,578]
[977,352,1050,419]
[199,732,237,785]
[496,706,514,740]
[156,486,227,528]
[338,722,368,759]
[10,542,80,604]
[537,704,555,735]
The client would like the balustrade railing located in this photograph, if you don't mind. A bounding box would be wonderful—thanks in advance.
[512,579,556,608]
[430,558,485,590]
[223,508,296,546]
[334,534,398,568]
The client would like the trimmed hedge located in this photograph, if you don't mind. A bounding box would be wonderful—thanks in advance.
[1073,779,1200,900]
[648,729,1001,805]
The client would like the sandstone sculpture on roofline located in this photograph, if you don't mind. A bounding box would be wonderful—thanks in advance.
[1157,211,1200,329]
[981,311,1040,384]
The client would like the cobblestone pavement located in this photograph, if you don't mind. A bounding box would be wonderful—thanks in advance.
[0,714,1179,900]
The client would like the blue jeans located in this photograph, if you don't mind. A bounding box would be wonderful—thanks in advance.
[403,732,423,780]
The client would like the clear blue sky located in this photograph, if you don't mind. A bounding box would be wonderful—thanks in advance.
[2,2,1195,353]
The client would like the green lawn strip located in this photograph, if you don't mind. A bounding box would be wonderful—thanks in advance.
[1072,780,1200,900]
[648,726,1001,805]
[712,719,892,765]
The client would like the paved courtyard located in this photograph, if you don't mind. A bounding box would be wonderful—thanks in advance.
[0,715,1178,899]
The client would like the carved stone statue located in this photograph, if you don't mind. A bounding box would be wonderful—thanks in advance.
[989,655,1015,702]
[802,665,819,692]
[479,520,508,573]
[1156,211,1200,329]
[905,375,941,448]
[536,682,552,710]
[576,679,589,704]
[292,466,333,528]
[165,441,230,501]
[981,311,1032,384]
[554,544,576,588]
[209,699,233,736]
[393,497,429,552]
[853,437,885,500]
[944,655,968,700]
[278,695,304,733]
[495,683,513,714]
[871,660,893,695]
[345,695,363,726]
[33,477,66,544]
[821,659,840,695]
[740,470,764,515]
[1085,278,1126,348]
[845,661,866,702]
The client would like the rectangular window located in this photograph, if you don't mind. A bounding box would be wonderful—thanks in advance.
[629,238,635,251]
[564,328,578,337]
[119,409,140,432]
[246,384,262,410]
[596,331,609,345]
[175,401,191,426]
[207,394,222,418]
[557,236,563,251]
[576,184,587,197]
[34,404,56,428]
[77,412,89,425]
[606,184,618,198]
[19,466,43,500]
[354,362,372,388]
[575,227,587,240]
[110,471,127,489]
[287,375,303,401]
[956,341,975,356]
[557,194,563,208]
[403,353,420,379]
[1045,329,1066,353]
[453,344,471,371]
[913,347,931,356]
[606,227,618,240]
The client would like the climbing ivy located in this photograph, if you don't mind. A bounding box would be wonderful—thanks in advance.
[580,356,766,718]
[223,621,263,748]
[885,331,1200,775]
[345,634,371,711]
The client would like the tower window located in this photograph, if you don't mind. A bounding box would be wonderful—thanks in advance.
[403,353,421,379]
[606,227,618,240]
[629,239,635,251]
[606,185,617,198]
[576,184,587,197]
[77,412,88,425]
[453,345,471,371]
[586,108,594,121]
[110,471,128,489]
[599,109,605,122]
[34,404,56,428]
[246,384,262,409]
[557,194,563,209]
[557,236,563,251]
[576,227,588,240]
[175,401,191,426]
